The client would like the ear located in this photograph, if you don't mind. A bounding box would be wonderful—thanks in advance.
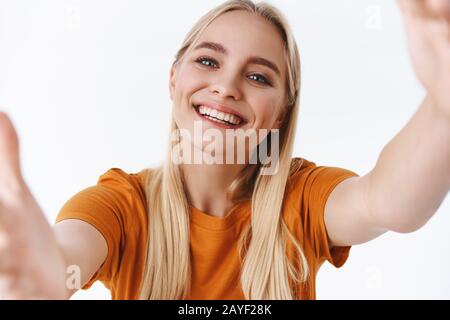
[169,66,176,101]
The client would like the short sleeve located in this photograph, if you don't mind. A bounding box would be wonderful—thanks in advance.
[294,159,360,269]
[54,168,136,290]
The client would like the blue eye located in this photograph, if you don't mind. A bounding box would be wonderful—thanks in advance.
[194,56,272,86]
[249,74,270,85]
[195,56,218,68]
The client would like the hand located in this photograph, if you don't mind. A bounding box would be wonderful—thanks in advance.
[0,112,67,299]
[397,0,450,118]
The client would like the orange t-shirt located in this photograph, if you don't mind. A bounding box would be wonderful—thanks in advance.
[55,157,359,299]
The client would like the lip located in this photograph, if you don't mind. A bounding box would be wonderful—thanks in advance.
[192,101,247,123]
[192,104,247,129]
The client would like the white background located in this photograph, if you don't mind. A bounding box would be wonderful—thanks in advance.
[0,0,449,299]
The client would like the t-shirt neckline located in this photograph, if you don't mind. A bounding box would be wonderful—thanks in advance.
[189,201,250,231]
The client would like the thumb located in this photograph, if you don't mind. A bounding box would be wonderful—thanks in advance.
[0,112,22,185]
[398,0,450,19]
[397,0,428,17]
[428,0,450,20]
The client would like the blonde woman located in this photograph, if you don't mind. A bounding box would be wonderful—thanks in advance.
[0,0,449,300]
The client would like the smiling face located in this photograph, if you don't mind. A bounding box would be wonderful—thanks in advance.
[169,10,288,162]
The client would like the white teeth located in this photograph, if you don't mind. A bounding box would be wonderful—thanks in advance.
[217,112,225,121]
[196,105,242,125]
[199,106,207,114]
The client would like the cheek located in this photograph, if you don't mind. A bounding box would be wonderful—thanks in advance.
[250,95,281,128]
[172,65,208,134]
[175,65,206,97]
[172,67,203,116]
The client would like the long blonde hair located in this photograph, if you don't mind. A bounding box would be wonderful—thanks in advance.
[139,0,307,300]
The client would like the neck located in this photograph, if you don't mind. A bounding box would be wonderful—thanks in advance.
[181,162,246,218]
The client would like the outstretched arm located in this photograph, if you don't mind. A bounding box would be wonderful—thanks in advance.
[0,113,107,299]
[324,0,450,247]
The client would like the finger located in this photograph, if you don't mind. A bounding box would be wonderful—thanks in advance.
[0,112,23,192]
[0,112,21,177]
[398,0,450,20]
[397,0,429,17]
[428,0,450,20]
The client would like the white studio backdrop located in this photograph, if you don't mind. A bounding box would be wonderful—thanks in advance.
[0,0,449,300]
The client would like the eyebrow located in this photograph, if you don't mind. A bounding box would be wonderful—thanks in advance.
[193,41,281,76]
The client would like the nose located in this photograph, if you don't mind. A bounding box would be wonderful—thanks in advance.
[209,73,243,101]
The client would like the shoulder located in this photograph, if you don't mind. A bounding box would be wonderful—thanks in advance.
[283,156,359,223]
[97,167,153,199]
[283,157,358,267]
[286,157,358,195]
[91,167,155,229]
[285,157,317,194]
